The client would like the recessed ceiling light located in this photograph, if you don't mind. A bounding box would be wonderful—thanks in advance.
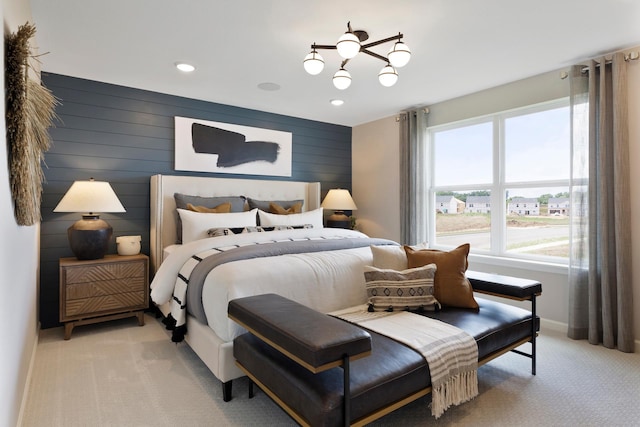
[330,99,344,106]
[257,82,281,91]
[175,62,195,72]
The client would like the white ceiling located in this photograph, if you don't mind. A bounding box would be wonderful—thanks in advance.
[29,0,640,127]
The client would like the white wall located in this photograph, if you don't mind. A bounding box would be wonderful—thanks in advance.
[352,115,400,241]
[1,2,40,427]
[353,51,640,343]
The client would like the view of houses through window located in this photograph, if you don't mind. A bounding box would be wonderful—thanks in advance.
[427,99,571,262]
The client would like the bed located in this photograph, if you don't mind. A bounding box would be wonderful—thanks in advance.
[149,174,393,401]
[149,174,541,414]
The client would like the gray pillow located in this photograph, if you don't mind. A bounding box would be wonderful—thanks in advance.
[174,193,247,243]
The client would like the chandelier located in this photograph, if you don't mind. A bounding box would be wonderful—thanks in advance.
[303,22,411,90]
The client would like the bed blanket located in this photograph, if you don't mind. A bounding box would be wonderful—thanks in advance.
[150,230,396,342]
[333,306,478,419]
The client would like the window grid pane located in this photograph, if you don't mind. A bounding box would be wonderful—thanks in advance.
[428,99,570,262]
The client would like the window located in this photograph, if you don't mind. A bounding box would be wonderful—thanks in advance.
[427,99,570,262]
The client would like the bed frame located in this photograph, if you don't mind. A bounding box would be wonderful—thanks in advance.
[149,174,321,400]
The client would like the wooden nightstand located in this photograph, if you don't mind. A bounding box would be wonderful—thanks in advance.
[59,254,149,340]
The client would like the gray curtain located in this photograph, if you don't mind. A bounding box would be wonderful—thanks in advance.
[568,53,634,352]
[399,109,428,245]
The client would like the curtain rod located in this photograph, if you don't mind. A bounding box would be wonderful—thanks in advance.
[582,51,639,72]
[559,51,639,79]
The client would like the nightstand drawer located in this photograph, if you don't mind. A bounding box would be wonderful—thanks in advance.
[65,290,147,318]
[65,277,146,300]
[64,261,145,285]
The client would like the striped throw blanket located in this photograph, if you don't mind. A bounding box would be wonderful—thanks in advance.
[334,307,478,418]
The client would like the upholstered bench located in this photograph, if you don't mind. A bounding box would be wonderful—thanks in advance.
[229,273,541,426]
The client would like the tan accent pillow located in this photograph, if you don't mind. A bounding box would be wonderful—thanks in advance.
[186,202,232,213]
[269,201,302,215]
[404,243,478,309]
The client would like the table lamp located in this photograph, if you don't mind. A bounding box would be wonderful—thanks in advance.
[54,178,126,260]
[321,189,357,228]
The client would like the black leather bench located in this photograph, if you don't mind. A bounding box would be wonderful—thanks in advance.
[229,272,541,427]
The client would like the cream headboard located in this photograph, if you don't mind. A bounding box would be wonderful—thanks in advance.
[150,174,321,273]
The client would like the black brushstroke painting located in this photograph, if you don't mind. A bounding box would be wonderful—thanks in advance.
[191,123,280,167]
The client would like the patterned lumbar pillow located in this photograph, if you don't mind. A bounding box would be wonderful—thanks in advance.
[364,264,440,312]
[207,227,248,237]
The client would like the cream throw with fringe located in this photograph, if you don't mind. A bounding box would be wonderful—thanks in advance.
[334,307,478,418]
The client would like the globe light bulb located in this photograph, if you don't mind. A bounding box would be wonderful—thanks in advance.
[378,64,398,87]
[388,41,411,68]
[303,49,325,75]
[333,68,352,90]
[336,32,360,59]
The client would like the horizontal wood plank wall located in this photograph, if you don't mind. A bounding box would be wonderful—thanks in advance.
[39,73,352,328]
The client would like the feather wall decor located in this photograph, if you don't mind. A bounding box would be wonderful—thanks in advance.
[5,22,59,225]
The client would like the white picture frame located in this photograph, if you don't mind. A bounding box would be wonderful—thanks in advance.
[174,116,292,177]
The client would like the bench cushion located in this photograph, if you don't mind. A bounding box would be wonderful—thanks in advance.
[424,297,539,359]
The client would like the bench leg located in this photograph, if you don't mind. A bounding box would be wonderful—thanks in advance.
[531,295,537,375]
[222,380,233,402]
[249,380,255,399]
[343,354,350,427]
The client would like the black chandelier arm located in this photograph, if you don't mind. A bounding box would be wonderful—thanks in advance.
[311,32,404,65]
[360,48,388,63]
[361,33,403,49]
[311,43,337,51]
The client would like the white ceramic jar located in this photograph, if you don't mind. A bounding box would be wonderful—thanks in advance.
[116,235,141,256]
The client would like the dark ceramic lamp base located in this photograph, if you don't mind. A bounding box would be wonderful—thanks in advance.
[67,215,112,260]
[326,211,351,229]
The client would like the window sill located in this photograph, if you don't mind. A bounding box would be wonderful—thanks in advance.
[468,252,569,275]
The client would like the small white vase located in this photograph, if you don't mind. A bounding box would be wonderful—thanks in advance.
[116,235,141,256]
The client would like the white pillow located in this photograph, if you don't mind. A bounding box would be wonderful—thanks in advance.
[177,208,258,243]
[370,242,429,271]
[370,245,408,271]
[257,207,324,229]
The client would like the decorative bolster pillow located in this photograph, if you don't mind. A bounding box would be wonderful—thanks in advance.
[364,264,440,312]
[257,207,324,228]
[177,208,258,243]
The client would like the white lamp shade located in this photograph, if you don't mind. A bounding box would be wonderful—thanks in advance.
[321,189,357,211]
[54,180,126,213]
[336,32,361,59]
[303,50,325,75]
[378,64,398,87]
[333,68,352,90]
[388,41,411,68]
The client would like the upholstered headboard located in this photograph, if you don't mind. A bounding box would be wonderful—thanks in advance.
[149,174,321,273]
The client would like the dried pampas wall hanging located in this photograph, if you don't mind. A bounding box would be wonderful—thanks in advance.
[5,22,59,226]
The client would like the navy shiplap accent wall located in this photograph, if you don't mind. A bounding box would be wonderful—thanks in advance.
[40,73,352,328]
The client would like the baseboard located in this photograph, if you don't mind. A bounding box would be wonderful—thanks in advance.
[540,318,566,333]
[16,321,40,427]
[540,318,640,352]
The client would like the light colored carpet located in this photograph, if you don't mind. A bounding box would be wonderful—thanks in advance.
[22,314,640,426]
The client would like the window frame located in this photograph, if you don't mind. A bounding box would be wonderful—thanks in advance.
[426,98,571,264]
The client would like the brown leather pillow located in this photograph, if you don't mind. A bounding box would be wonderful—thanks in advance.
[269,201,302,215]
[186,202,232,213]
[404,243,478,309]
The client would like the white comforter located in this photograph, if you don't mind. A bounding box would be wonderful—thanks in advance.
[150,228,376,342]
